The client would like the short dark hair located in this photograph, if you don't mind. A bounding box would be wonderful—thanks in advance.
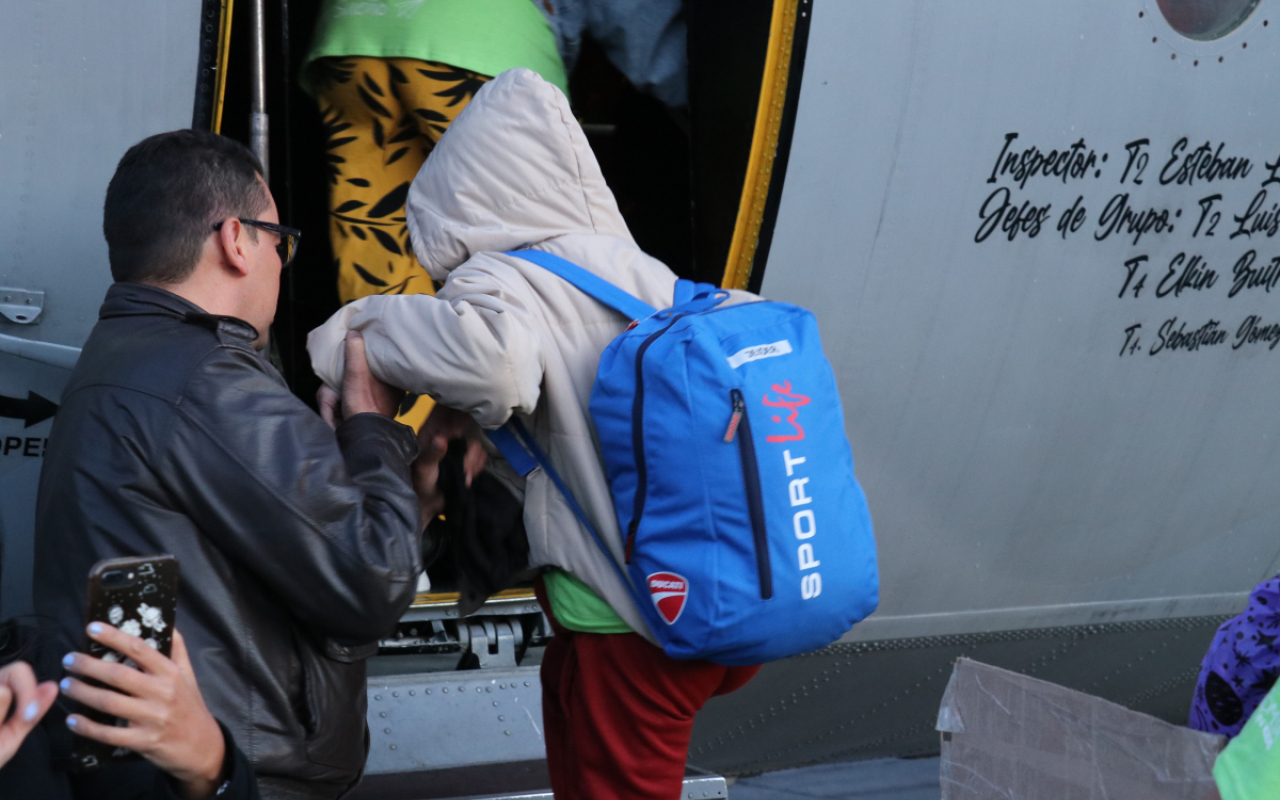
[103,129,269,284]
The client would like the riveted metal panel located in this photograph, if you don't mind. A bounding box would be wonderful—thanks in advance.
[360,667,729,800]
[365,667,546,775]
[690,615,1229,774]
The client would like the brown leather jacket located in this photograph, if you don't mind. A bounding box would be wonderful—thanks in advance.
[34,283,421,791]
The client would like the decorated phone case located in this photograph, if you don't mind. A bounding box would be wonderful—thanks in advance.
[71,554,180,771]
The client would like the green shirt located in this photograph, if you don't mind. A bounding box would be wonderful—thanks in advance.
[302,0,568,96]
[543,568,632,634]
[1214,681,1280,800]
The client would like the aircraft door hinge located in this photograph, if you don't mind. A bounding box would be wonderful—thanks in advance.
[457,618,522,669]
[0,288,44,325]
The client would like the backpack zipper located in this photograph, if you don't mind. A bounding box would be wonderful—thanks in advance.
[726,389,773,599]
[624,314,687,563]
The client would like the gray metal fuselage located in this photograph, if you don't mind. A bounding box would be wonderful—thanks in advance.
[2,0,1276,777]
[694,0,1280,770]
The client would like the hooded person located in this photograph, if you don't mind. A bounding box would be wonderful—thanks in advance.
[307,68,759,799]
[1189,574,1280,738]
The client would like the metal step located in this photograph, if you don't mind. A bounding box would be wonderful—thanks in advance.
[451,774,729,800]
[357,665,727,799]
[350,771,728,800]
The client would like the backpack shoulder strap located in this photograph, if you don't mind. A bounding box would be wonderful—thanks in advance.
[505,249,657,321]
[487,418,635,592]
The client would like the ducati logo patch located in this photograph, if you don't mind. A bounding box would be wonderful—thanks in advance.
[647,572,688,624]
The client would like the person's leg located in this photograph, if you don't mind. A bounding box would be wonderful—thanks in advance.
[536,580,581,800]
[539,624,580,800]
[314,57,490,430]
[386,58,489,146]
[714,664,761,697]
[566,632,758,800]
[314,57,434,304]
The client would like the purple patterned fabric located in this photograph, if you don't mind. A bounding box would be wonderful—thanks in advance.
[1189,575,1280,738]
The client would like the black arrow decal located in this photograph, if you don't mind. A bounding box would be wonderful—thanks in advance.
[0,391,59,428]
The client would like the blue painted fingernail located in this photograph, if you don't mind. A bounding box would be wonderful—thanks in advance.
[88,623,103,635]
[66,716,77,729]
[23,701,39,722]
[60,678,71,692]
[62,653,75,668]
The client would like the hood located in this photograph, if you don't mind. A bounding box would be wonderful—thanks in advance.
[406,68,635,281]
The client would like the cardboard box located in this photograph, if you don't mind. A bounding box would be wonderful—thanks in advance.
[936,658,1224,799]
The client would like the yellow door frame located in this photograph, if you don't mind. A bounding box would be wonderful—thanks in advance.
[721,0,801,290]
[213,0,235,134]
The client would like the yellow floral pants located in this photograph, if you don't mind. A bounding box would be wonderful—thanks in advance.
[315,57,490,427]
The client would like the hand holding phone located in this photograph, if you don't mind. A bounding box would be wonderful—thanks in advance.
[61,624,226,797]
[71,554,179,770]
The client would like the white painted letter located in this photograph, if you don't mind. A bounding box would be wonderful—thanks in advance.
[793,509,816,539]
[783,450,806,477]
[801,573,823,599]
[789,477,812,507]
[798,543,821,570]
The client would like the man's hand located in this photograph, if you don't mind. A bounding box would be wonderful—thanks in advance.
[317,383,341,429]
[341,331,402,419]
[0,661,58,769]
[413,404,488,526]
[62,626,225,800]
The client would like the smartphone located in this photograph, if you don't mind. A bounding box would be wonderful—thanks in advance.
[70,554,180,770]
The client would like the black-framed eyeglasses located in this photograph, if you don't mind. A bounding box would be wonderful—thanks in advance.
[213,218,302,269]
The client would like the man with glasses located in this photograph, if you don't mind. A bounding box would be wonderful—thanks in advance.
[33,130,428,800]
[214,218,301,268]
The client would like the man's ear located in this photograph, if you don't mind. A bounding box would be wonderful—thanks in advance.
[216,217,252,278]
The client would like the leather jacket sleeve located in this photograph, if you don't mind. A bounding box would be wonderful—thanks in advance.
[159,345,423,642]
[156,723,260,800]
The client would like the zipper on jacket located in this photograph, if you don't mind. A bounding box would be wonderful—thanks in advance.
[624,314,686,563]
[729,388,773,600]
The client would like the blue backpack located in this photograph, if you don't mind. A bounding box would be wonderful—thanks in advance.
[489,250,878,665]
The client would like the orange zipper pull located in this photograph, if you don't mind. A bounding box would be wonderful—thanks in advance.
[724,391,745,442]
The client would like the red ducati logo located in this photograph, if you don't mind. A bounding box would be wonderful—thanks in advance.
[647,572,688,625]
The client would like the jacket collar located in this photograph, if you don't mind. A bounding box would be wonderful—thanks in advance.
[99,282,259,342]
[100,282,204,320]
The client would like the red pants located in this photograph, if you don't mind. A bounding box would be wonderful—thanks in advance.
[536,582,760,800]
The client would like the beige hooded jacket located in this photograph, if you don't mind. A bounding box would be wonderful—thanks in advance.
[308,68,700,641]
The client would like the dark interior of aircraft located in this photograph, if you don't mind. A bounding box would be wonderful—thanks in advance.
[202,0,779,604]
